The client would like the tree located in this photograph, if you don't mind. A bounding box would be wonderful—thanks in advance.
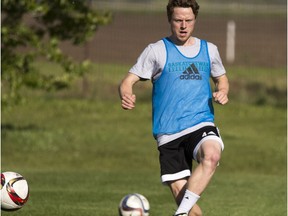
[1,0,112,107]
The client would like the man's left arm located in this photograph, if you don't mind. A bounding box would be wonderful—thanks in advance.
[212,74,229,105]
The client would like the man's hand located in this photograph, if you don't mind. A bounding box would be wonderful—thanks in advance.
[212,74,229,105]
[121,94,136,110]
[213,91,228,105]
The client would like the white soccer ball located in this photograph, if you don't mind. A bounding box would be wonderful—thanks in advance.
[119,193,150,216]
[1,171,29,211]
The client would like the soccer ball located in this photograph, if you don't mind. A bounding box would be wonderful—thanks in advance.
[1,171,29,211]
[118,193,150,216]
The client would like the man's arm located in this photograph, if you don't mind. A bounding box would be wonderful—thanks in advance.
[119,72,141,110]
[212,74,229,105]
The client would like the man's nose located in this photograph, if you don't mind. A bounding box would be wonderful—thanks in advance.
[180,21,186,28]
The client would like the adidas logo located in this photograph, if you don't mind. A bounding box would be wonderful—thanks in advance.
[202,131,216,137]
[180,63,202,80]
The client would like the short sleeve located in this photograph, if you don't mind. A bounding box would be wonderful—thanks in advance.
[208,42,226,77]
[129,44,157,80]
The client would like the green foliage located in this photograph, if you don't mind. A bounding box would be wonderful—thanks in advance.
[1,0,112,107]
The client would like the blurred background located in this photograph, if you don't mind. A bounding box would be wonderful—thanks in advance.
[63,0,287,67]
[1,0,287,215]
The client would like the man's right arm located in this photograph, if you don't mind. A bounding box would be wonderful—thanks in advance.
[119,73,141,110]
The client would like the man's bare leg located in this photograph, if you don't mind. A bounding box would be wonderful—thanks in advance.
[169,179,203,216]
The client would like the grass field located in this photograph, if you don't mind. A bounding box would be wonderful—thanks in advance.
[1,63,287,215]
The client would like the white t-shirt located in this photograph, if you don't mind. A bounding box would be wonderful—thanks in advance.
[130,37,226,82]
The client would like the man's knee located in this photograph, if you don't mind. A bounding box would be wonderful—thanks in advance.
[198,141,222,168]
[204,151,221,167]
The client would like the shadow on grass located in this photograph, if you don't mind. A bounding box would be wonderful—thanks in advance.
[1,123,41,132]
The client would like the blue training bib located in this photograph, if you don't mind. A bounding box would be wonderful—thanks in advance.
[152,38,214,137]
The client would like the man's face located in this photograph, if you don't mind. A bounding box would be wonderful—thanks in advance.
[170,7,196,46]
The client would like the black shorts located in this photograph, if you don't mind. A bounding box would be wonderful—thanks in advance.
[158,126,224,184]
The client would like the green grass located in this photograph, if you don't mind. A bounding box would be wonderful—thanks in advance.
[227,66,286,107]
[1,62,287,215]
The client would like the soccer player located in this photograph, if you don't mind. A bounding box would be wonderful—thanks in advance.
[119,0,229,215]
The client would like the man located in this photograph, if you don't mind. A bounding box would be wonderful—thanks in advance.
[119,0,229,215]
